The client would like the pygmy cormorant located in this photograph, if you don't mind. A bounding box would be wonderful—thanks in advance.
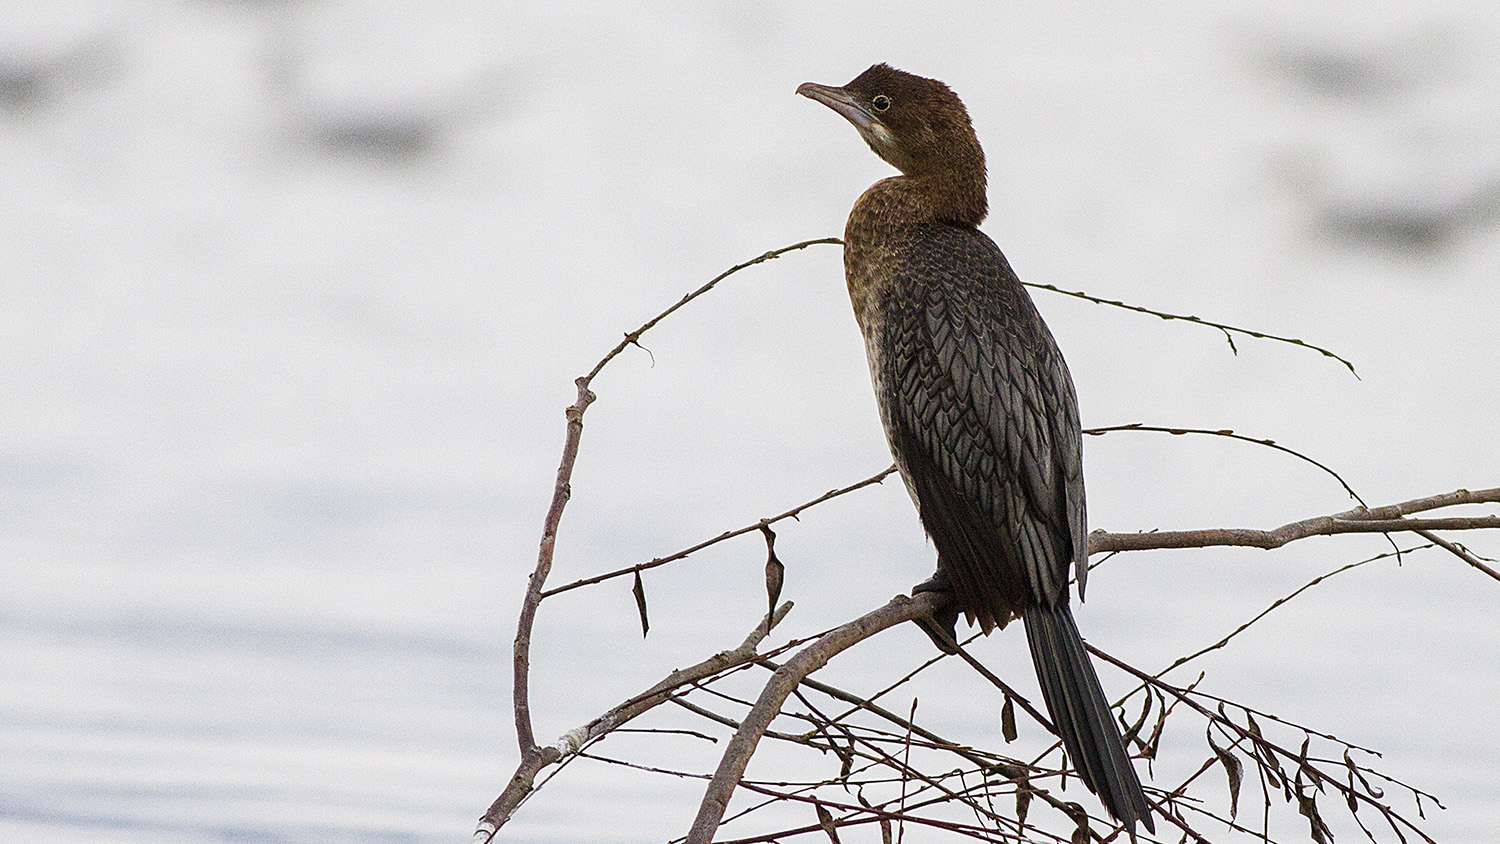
[798,64,1154,833]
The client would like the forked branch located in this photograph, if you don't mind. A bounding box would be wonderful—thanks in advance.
[482,238,837,842]
[684,592,946,844]
[480,237,1494,843]
[679,487,1495,841]
[475,602,795,841]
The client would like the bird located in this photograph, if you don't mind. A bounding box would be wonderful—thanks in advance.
[798,63,1154,833]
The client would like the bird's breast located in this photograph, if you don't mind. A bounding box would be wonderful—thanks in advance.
[841,184,924,508]
[842,178,921,336]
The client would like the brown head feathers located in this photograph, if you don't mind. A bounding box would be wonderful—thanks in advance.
[799,64,987,225]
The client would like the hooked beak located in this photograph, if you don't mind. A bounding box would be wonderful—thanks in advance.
[796,82,878,133]
[797,81,894,156]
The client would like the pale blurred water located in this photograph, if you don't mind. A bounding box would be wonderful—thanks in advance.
[2,2,1498,842]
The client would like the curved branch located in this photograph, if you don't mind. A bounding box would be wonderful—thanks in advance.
[583,237,841,383]
[514,378,594,754]
[1023,279,1360,376]
[1084,423,1366,505]
[515,238,841,751]
[685,592,945,844]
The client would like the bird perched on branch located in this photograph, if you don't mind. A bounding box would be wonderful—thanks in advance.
[798,63,1154,833]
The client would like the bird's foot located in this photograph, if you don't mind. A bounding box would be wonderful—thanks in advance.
[911,573,961,654]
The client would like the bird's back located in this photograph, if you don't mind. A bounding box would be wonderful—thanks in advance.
[859,221,1087,629]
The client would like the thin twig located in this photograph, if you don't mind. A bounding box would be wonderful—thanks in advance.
[1022,279,1360,377]
[584,238,841,384]
[543,466,897,597]
[1083,423,1366,504]
[1414,529,1500,581]
[766,236,1359,374]
[1154,546,1424,679]
[898,698,917,844]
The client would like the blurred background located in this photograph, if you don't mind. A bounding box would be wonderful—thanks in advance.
[2,1,1497,842]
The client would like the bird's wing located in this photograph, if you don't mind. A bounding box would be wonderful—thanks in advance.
[880,223,1086,614]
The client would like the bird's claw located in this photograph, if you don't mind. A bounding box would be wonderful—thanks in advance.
[911,573,961,654]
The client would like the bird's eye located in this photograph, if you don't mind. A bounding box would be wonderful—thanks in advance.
[872,94,891,112]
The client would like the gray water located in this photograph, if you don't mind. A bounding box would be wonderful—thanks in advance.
[4,2,1499,842]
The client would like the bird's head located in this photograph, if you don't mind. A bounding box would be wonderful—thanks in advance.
[799,64,986,221]
[799,65,985,181]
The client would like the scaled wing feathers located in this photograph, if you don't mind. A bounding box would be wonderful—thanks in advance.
[879,224,1086,616]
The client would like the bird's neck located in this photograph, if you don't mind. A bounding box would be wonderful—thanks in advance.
[855,171,987,231]
[842,173,986,328]
[919,170,988,226]
[846,173,988,248]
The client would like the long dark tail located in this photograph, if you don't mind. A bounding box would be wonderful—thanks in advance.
[1024,604,1154,833]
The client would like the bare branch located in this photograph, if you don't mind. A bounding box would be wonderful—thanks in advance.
[473,748,559,844]
[487,229,1496,842]
[1084,423,1366,504]
[483,238,842,839]
[514,377,594,755]
[475,603,794,840]
[1093,515,1500,549]
[673,484,1497,841]
[686,592,946,843]
[1354,486,1500,518]
[1089,488,1500,581]
[543,466,898,598]
[584,237,842,384]
[1413,529,1500,581]
[1022,279,1360,377]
